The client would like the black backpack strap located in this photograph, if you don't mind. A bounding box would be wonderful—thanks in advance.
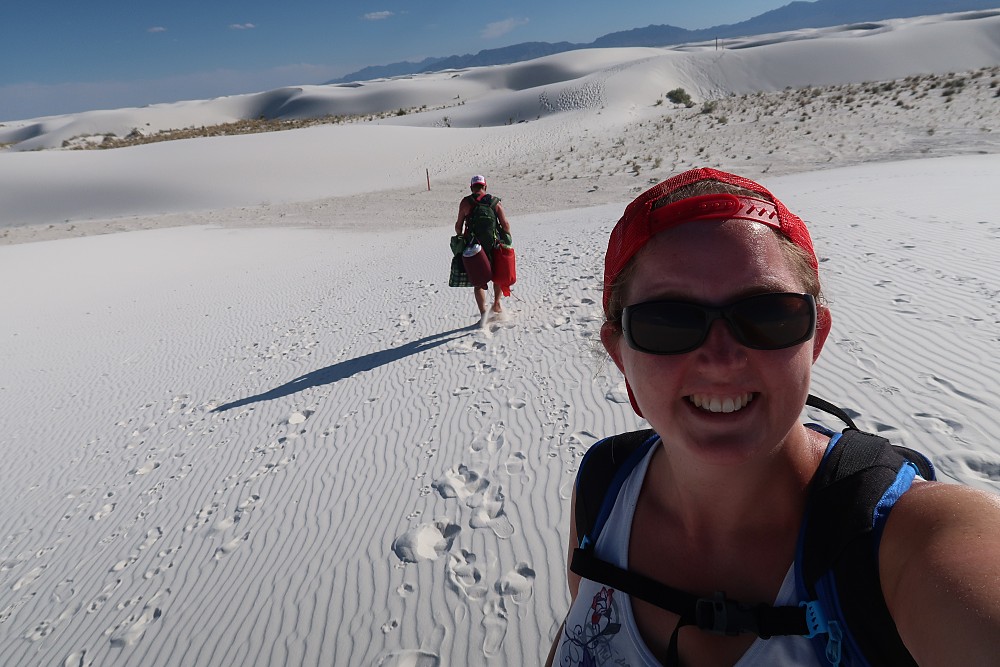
[801,428,925,666]
[574,429,655,545]
[572,548,811,638]
[806,394,859,430]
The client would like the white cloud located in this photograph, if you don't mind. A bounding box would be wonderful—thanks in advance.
[229,23,256,30]
[481,17,529,39]
[363,11,394,21]
[147,26,167,33]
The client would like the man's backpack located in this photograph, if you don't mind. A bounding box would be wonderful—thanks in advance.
[570,395,935,667]
[465,193,501,249]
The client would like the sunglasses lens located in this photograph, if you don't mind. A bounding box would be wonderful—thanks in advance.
[623,293,815,354]
[625,302,707,354]
[729,293,815,349]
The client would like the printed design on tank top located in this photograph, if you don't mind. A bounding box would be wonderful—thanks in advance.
[559,586,629,666]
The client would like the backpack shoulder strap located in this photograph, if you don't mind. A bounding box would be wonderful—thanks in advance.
[800,428,931,666]
[574,429,656,547]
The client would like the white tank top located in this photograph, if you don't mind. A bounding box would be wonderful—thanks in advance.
[553,442,823,666]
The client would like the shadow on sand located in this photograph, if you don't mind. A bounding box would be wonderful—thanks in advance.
[212,325,475,413]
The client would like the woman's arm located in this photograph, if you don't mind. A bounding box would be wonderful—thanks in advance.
[545,487,581,666]
[880,480,1000,664]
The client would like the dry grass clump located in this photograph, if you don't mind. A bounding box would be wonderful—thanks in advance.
[64,104,439,150]
[529,65,1000,187]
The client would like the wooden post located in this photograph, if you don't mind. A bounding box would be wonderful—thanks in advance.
[426,169,431,191]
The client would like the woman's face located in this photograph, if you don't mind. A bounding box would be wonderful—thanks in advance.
[601,219,829,467]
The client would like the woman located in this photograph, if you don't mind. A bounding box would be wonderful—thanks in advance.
[546,168,1000,666]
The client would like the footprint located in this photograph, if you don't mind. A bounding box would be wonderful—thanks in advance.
[90,503,116,521]
[286,409,314,425]
[504,452,527,476]
[213,494,261,532]
[107,591,166,648]
[468,483,514,539]
[53,578,76,604]
[447,550,487,600]
[605,381,630,404]
[470,424,505,454]
[482,597,508,658]
[185,502,219,532]
[376,650,440,666]
[920,374,992,408]
[12,565,47,592]
[138,527,163,552]
[63,649,88,667]
[934,450,1000,490]
[213,532,250,560]
[87,579,122,613]
[24,604,79,642]
[432,465,487,501]
[914,412,965,436]
[391,520,460,563]
[497,562,536,603]
[130,461,161,476]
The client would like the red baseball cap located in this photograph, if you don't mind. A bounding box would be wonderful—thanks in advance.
[603,168,818,317]
[470,174,487,187]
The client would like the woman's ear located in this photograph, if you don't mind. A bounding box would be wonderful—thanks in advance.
[601,321,644,417]
[601,321,626,374]
[813,305,832,363]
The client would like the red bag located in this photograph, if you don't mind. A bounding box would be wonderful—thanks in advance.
[492,245,516,297]
[462,244,492,289]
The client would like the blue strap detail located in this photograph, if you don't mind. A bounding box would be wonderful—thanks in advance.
[799,600,828,638]
[799,600,842,665]
[826,621,843,666]
[872,460,918,549]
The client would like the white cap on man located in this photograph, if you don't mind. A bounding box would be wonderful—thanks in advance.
[470,175,487,188]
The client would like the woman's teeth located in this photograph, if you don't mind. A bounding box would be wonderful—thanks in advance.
[688,393,754,414]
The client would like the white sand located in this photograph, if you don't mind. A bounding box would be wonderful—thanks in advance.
[1,9,999,666]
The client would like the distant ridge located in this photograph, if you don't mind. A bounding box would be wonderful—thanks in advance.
[327,0,1000,83]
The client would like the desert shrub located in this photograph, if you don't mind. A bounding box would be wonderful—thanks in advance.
[667,88,694,107]
[700,100,718,114]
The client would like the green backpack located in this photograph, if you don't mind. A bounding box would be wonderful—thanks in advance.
[465,193,501,250]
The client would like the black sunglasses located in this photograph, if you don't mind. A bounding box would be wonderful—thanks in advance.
[622,292,817,355]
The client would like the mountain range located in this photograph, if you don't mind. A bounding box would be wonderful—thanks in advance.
[328,0,999,83]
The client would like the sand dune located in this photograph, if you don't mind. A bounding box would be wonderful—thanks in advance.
[0,9,999,666]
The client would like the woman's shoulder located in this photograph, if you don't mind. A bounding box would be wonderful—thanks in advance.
[878,480,1000,661]
[883,479,1000,546]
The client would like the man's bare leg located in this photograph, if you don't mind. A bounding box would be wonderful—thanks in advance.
[491,284,503,313]
[474,287,488,315]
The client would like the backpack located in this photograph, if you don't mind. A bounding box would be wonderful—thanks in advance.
[571,394,935,667]
[464,193,501,250]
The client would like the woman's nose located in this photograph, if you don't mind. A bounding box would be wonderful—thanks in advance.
[695,318,748,366]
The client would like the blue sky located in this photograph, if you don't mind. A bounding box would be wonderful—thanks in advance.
[1,1,792,121]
